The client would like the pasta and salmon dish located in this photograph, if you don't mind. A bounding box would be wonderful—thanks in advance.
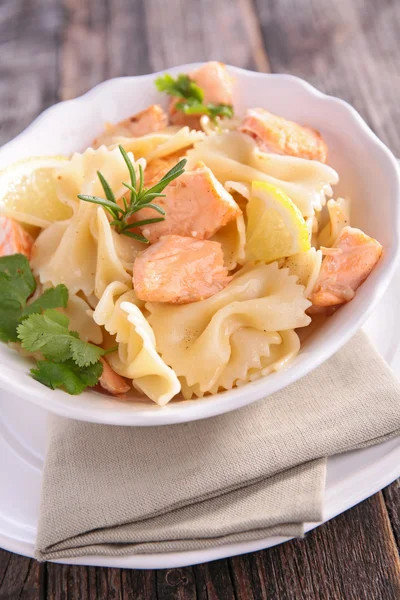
[0,62,383,405]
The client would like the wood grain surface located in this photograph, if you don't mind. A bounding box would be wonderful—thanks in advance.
[0,0,400,598]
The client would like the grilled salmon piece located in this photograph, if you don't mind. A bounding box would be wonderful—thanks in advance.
[133,235,231,304]
[239,108,328,163]
[170,62,234,128]
[0,216,33,258]
[310,226,382,307]
[143,152,184,187]
[92,105,168,148]
[132,163,241,243]
[99,357,130,396]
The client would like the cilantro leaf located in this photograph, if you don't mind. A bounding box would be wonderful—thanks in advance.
[0,298,23,342]
[0,255,69,341]
[17,309,79,361]
[0,254,36,306]
[69,337,105,367]
[31,359,103,395]
[156,72,234,123]
[155,74,204,102]
[207,103,234,120]
[17,309,106,365]
[22,284,69,318]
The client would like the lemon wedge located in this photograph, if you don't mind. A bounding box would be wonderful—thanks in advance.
[0,156,72,228]
[246,181,310,263]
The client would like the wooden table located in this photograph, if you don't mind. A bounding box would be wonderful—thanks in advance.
[1,0,400,597]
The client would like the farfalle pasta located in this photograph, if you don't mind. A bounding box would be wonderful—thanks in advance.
[186,132,339,216]
[0,61,383,403]
[93,282,180,404]
[146,263,310,396]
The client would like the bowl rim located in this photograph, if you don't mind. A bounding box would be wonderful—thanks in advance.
[1,64,399,426]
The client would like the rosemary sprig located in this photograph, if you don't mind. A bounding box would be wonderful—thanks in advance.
[78,145,187,243]
[155,73,234,123]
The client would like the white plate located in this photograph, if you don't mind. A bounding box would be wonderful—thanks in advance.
[0,264,399,568]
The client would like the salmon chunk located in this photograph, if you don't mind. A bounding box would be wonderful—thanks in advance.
[143,152,184,187]
[133,235,231,304]
[92,105,168,148]
[310,226,382,307]
[132,163,241,243]
[239,108,328,163]
[0,216,33,258]
[170,62,234,128]
[99,357,130,396]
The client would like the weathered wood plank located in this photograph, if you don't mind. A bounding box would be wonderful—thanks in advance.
[254,0,400,155]
[120,568,157,600]
[143,0,265,72]
[155,567,197,600]
[45,564,89,599]
[383,480,400,551]
[0,0,62,145]
[229,492,400,600]
[192,559,236,600]
[0,553,41,600]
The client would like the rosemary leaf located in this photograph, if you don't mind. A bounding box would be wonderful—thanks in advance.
[122,231,149,243]
[77,195,124,215]
[77,147,186,242]
[125,217,165,228]
[97,171,117,203]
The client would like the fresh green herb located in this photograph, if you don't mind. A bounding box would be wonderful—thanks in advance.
[155,73,234,123]
[155,73,204,102]
[0,254,68,342]
[17,309,109,394]
[77,145,187,244]
[31,358,103,395]
[17,310,106,365]
[21,285,69,319]
[0,254,108,395]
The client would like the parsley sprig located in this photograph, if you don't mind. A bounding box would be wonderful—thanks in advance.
[0,254,68,342]
[155,73,234,123]
[0,254,109,395]
[17,309,110,395]
[77,145,187,244]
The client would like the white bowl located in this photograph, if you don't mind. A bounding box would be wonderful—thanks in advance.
[0,64,399,426]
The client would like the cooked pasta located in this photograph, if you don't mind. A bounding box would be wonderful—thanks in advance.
[0,61,383,404]
[93,282,180,404]
[146,263,310,396]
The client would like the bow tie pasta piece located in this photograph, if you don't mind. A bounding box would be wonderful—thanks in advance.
[284,248,322,298]
[147,262,311,394]
[93,282,180,405]
[31,203,140,299]
[210,213,246,270]
[107,127,205,162]
[61,294,103,344]
[93,208,133,299]
[180,329,300,399]
[317,197,350,248]
[31,202,97,296]
[118,302,181,405]
[186,132,339,217]
[93,281,144,334]
[55,146,141,212]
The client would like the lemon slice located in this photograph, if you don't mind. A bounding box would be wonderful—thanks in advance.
[246,181,310,263]
[0,156,72,228]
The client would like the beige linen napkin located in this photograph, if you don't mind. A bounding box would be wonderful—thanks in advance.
[35,332,400,561]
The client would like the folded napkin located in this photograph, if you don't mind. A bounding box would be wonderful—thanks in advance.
[35,332,400,560]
